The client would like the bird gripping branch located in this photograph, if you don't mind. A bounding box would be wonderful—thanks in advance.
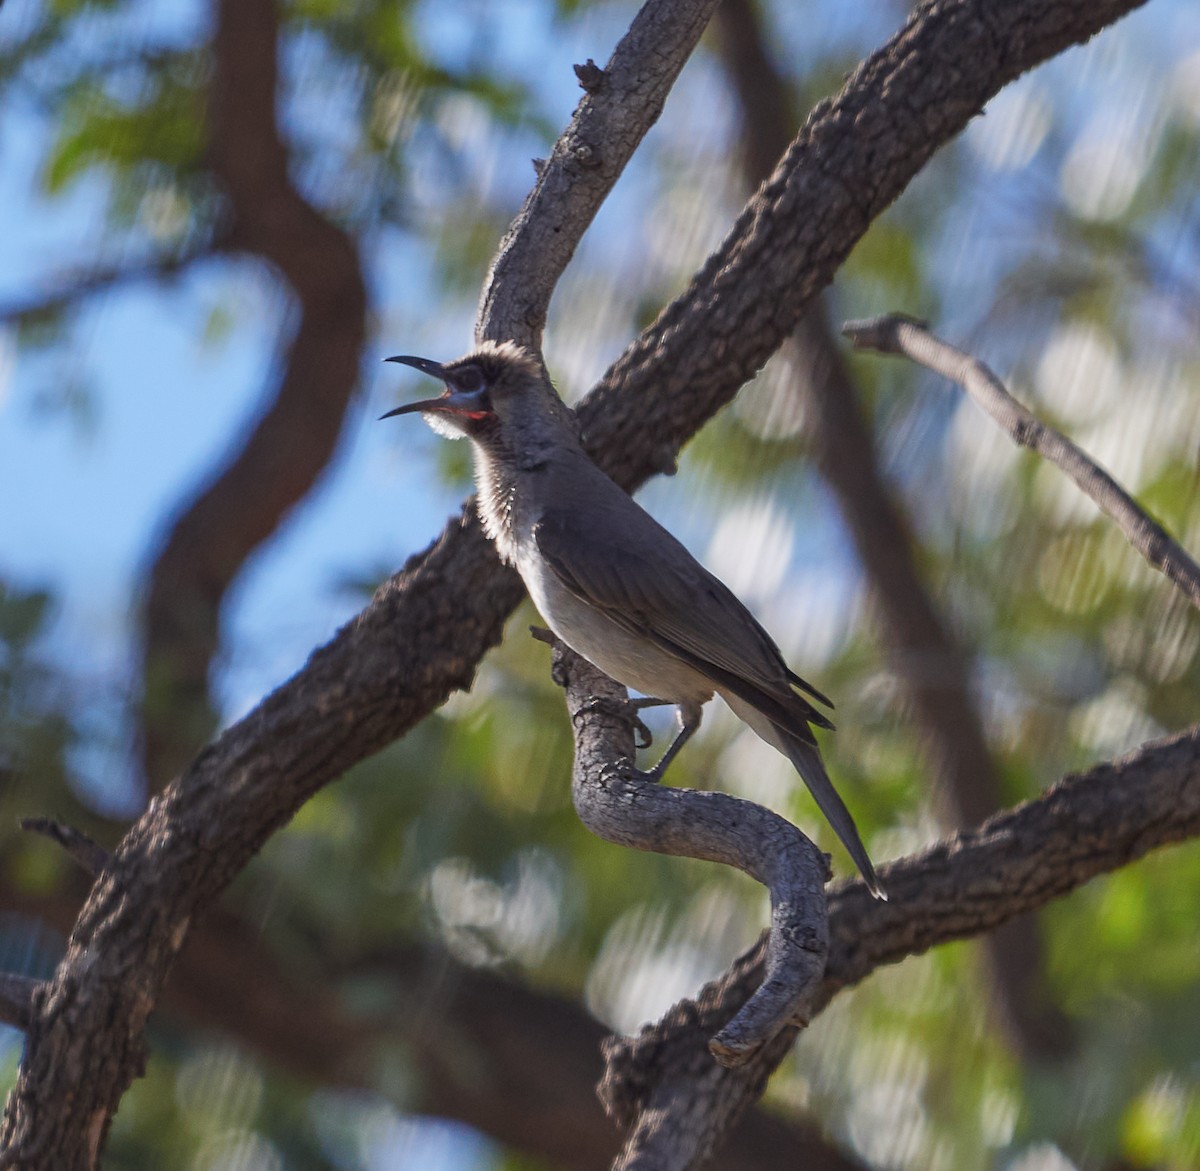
[383,341,885,899]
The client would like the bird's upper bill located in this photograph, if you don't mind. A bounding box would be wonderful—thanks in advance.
[379,354,493,421]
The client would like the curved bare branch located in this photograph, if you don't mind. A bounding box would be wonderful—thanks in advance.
[544,635,830,1064]
[478,0,721,347]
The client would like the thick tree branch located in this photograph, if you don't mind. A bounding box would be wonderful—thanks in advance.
[1,0,1152,1164]
[139,0,368,786]
[844,314,1200,610]
[595,716,1200,1171]
[576,0,1150,494]
[2,880,867,1171]
[714,0,1072,1058]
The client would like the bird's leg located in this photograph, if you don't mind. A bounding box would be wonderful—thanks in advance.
[642,701,703,782]
[624,697,676,750]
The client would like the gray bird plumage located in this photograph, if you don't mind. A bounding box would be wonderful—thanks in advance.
[383,341,885,898]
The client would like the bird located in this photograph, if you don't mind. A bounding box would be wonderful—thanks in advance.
[382,340,885,898]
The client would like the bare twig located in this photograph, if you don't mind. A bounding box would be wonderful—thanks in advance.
[0,976,39,1031]
[19,819,111,877]
[546,637,830,1066]
[844,314,1200,610]
[0,243,214,326]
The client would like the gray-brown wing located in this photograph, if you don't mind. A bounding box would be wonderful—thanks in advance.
[533,494,833,732]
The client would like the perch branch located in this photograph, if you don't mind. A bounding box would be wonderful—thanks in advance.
[541,634,830,1065]
[843,314,1200,610]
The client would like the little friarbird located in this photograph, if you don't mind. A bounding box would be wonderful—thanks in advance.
[382,341,885,898]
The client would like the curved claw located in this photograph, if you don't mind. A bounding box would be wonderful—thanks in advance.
[578,696,655,750]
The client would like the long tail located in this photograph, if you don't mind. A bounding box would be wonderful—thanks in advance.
[783,735,885,899]
[720,692,886,899]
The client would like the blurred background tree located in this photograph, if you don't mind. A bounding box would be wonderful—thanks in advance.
[1,0,1199,1168]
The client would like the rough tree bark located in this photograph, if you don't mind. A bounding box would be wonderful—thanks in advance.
[0,0,1157,1167]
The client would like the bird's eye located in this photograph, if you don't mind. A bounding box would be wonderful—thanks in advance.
[453,365,485,393]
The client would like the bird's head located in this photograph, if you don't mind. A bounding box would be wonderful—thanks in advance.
[381,341,573,451]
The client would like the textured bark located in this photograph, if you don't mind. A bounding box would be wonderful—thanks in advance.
[548,638,831,1062]
[4,882,867,1171]
[577,0,1149,495]
[0,0,1151,1164]
[478,0,721,348]
[598,724,1200,1170]
[139,0,367,787]
[714,0,1072,1060]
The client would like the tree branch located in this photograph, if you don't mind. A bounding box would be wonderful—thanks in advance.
[19,819,110,877]
[595,716,1200,1171]
[1,0,1152,1163]
[478,0,721,347]
[539,633,830,1064]
[843,314,1200,610]
[139,0,368,787]
[0,244,213,326]
[576,0,1150,494]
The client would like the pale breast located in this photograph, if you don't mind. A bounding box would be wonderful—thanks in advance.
[511,537,714,705]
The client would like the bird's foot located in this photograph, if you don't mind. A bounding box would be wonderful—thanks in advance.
[578,696,656,750]
[598,757,641,786]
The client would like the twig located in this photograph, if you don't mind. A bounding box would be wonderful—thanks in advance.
[0,243,214,326]
[0,975,39,1031]
[843,314,1200,611]
[20,819,111,877]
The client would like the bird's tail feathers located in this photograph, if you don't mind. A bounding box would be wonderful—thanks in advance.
[783,735,886,901]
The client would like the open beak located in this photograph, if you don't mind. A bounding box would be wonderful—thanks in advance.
[380,354,487,420]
